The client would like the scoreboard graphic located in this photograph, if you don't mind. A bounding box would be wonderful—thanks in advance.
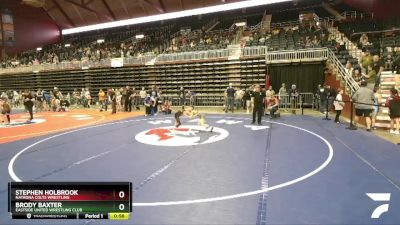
[8,182,132,220]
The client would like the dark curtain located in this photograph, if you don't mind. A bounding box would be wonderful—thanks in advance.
[268,63,325,93]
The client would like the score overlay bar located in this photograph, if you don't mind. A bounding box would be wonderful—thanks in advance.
[9,182,132,220]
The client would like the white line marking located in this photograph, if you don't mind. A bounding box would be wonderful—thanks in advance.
[244,125,270,130]
[69,115,90,118]
[73,151,112,165]
[8,116,333,207]
[76,117,94,120]
[52,114,67,117]
[0,113,105,140]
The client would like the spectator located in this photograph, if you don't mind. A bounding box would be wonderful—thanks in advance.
[385,54,394,70]
[278,83,287,110]
[108,88,116,114]
[360,49,373,74]
[144,94,152,116]
[131,87,140,110]
[125,86,132,112]
[139,87,147,106]
[35,89,44,113]
[98,89,106,111]
[289,84,299,114]
[84,88,91,108]
[352,69,363,84]
[352,81,374,131]
[225,83,235,113]
[345,61,353,75]
[372,55,384,88]
[333,88,345,124]
[371,87,382,130]
[22,90,34,121]
[359,33,370,48]
[116,89,122,112]
[161,100,172,115]
[266,95,279,119]
[178,86,185,106]
[386,87,400,134]
[364,63,376,89]
[235,89,244,110]
[265,86,275,102]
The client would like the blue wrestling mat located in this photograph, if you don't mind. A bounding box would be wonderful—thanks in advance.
[0,114,399,225]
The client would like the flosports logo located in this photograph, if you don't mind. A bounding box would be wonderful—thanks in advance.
[135,125,229,146]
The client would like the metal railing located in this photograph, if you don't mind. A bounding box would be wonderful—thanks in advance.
[0,55,155,74]
[159,92,315,109]
[155,49,230,62]
[274,93,314,110]
[266,48,328,63]
[242,46,267,57]
[326,48,360,95]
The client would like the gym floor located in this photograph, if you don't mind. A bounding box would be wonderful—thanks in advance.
[0,108,399,225]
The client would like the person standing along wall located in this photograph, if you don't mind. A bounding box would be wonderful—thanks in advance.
[352,81,375,131]
[289,84,299,114]
[108,88,116,114]
[278,83,287,110]
[125,86,132,112]
[179,86,185,106]
[333,88,345,124]
[140,87,147,107]
[98,89,106,112]
[225,83,236,113]
[386,88,400,134]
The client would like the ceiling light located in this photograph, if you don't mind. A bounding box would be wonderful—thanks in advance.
[235,22,247,27]
[136,34,145,39]
[62,0,291,35]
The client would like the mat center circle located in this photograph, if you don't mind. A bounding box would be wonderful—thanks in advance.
[135,125,229,146]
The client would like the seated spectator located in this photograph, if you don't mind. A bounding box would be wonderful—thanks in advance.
[345,61,353,75]
[352,69,363,84]
[385,54,394,70]
[359,33,371,48]
[266,95,279,118]
[360,49,373,73]
[161,100,172,115]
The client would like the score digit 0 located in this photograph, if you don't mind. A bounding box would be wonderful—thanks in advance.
[119,191,125,199]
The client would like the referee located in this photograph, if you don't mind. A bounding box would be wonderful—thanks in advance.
[251,85,265,125]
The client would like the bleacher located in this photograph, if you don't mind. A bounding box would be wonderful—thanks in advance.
[0,58,265,105]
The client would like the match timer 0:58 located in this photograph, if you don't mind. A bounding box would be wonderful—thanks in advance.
[109,212,130,220]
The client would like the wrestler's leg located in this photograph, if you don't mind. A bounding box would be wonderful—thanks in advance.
[175,111,182,128]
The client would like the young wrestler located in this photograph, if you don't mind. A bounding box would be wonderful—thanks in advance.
[174,106,213,132]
